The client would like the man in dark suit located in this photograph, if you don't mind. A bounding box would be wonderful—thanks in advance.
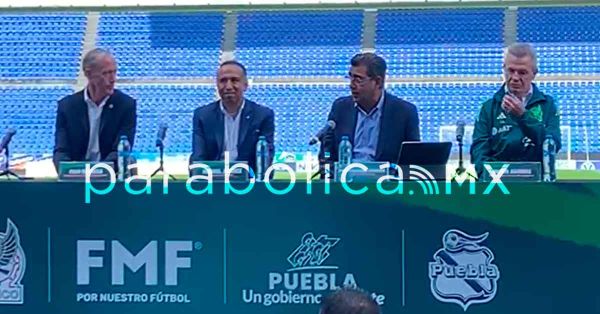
[53,48,137,172]
[321,53,420,163]
[191,60,274,171]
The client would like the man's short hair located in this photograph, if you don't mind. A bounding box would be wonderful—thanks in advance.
[82,48,114,72]
[320,286,381,314]
[504,42,538,74]
[350,53,387,85]
[219,60,247,77]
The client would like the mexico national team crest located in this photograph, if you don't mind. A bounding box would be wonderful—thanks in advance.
[429,229,499,311]
[0,219,26,304]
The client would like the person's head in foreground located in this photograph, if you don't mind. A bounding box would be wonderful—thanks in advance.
[320,286,381,314]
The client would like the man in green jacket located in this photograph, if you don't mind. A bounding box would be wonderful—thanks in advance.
[471,43,561,177]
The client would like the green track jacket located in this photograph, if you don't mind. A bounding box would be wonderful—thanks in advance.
[471,83,561,176]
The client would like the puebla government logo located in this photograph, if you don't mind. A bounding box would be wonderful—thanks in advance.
[242,232,386,307]
[429,229,499,311]
[0,219,26,304]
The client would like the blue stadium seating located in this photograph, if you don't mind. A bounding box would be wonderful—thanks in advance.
[538,81,600,154]
[376,8,505,77]
[125,82,599,156]
[2,82,599,157]
[388,82,497,143]
[246,84,347,153]
[535,44,600,75]
[518,7,600,43]
[518,7,600,75]
[376,45,504,77]
[1,8,600,159]
[377,9,505,45]
[236,11,363,77]
[97,12,224,78]
[117,84,216,154]
[0,13,86,80]
[0,85,73,156]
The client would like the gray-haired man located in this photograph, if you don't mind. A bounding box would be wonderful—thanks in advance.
[53,48,137,171]
[471,42,561,177]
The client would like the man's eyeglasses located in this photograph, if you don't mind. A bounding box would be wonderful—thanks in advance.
[345,73,372,85]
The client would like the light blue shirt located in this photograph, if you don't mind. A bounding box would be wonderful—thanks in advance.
[353,92,385,162]
[220,99,245,161]
[83,87,110,161]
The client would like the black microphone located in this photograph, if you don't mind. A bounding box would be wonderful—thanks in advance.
[309,120,336,146]
[156,123,168,147]
[456,120,466,143]
[0,128,16,153]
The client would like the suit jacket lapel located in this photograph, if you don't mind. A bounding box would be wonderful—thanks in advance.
[78,91,91,148]
[349,104,358,145]
[99,95,115,137]
[237,100,253,149]
[375,93,390,159]
[215,103,225,156]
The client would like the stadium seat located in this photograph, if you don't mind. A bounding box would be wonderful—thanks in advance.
[97,12,224,78]
[0,13,86,80]
[518,7,600,75]
[235,11,363,78]
[376,8,505,77]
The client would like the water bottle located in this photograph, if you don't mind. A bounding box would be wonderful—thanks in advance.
[322,150,331,179]
[323,150,331,162]
[255,135,268,182]
[542,135,556,182]
[117,135,130,181]
[338,135,352,171]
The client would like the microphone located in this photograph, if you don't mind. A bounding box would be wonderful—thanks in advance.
[156,123,168,147]
[456,120,465,143]
[309,120,336,145]
[0,128,16,153]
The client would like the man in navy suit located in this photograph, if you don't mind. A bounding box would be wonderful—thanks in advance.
[53,48,137,172]
[191,60,274,171]
[321,53,420,163]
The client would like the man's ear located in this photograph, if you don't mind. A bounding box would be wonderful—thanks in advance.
[243,77,249,92]
[83,67,91,79]
[375,76,384,90]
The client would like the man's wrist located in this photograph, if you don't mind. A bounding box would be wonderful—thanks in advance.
[512,108,526,119]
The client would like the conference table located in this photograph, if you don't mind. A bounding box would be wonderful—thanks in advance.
[0,180,599,314]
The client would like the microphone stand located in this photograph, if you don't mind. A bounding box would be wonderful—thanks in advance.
[311,144,333,180]
[453,135,476,180]
[311,159,326,180]
[0,146,25,180]
[150,140,176,180]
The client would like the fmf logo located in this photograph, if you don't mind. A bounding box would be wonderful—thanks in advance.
[77,240,201,286]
